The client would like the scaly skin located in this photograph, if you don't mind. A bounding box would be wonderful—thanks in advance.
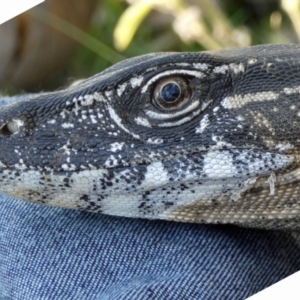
[1,44,300,229]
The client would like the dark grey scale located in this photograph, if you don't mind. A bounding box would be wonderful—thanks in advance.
[138,187,178,216]
[113,165,147,188]
[237,58,295,95]
[162,155,205,180]
[99,171,115,190]
[80,194,90,202]
[77,194,103,212]
[229,149,254,174]
[138,190,154,214]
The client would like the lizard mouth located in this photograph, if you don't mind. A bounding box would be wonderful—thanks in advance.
[0,147,293,205]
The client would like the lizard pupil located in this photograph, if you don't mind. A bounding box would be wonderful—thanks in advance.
[160,82,181,103]
[153,76,193,110]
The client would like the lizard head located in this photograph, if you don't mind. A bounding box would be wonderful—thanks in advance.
[0,44,299,228]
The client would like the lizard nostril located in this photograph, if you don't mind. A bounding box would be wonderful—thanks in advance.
[0,120,22,136]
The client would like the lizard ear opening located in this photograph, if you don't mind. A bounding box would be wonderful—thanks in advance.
[0,120,22,136]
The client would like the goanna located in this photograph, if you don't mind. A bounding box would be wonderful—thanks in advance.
[0,44,300,229]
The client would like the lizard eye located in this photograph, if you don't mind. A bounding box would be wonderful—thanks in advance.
[153,76,193,110]
[0,119,22,136]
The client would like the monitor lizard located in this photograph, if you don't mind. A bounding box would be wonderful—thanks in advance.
[0,44,300,229]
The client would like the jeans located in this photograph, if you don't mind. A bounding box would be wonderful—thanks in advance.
[0,195,299,299]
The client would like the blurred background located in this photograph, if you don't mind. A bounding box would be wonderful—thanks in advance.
[1,0,300,94]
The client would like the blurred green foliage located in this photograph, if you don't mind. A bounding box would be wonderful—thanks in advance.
[55,0,300,82]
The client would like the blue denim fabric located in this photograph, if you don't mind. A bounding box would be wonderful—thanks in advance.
[0,195,300,299]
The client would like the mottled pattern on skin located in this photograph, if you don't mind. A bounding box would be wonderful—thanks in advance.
[1,44,300,229]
